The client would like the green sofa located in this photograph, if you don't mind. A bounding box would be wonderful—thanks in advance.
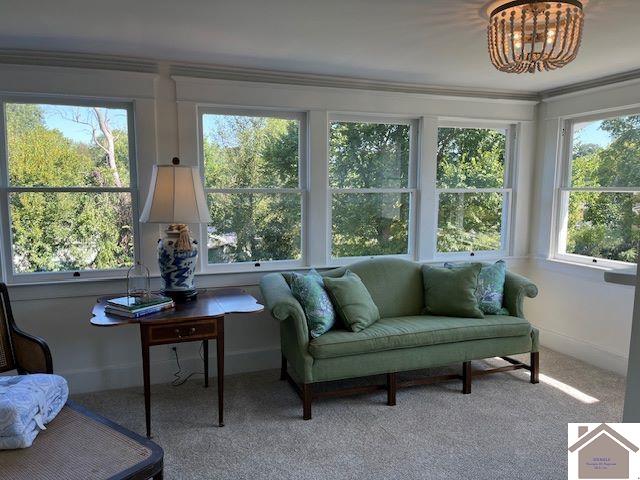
[260,258,539,419]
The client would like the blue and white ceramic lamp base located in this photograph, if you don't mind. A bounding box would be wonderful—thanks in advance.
[158,226,199,302]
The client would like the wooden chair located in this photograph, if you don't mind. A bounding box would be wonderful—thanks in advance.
[0,282,53,376]
[0,282,164,480]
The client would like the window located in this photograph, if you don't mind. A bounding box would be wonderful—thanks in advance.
[436,126,512,257]
[200,110,305,267]
[329,117,416,259]
[1,100,136,281]
[556,113,640,266]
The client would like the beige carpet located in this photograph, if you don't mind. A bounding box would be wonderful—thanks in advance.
[74,347,624,480]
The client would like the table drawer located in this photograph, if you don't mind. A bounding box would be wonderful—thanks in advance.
[148,319,217,345]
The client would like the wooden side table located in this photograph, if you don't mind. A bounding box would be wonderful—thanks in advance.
[90,288,263,438]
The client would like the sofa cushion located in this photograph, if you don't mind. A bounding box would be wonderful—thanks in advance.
[290,269,336,339]
[308,315,531,359]
[321,258,424,318]
[323,271,380,332]
[444,260,509,315]
[422,264,484,318]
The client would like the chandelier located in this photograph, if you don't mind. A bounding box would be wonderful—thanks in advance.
[488,1,584,73]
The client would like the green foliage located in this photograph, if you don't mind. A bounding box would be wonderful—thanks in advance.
[329,122,409,188]
[6,103,133,273]
[329,122,410,257]
[436,128,506,252]
[567,116,640,262]
[204,116,301,263]
[437,127,505,189]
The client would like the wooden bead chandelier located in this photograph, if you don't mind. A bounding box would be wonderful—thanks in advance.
[488,1,584,73]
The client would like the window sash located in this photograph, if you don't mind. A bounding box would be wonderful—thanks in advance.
[0,99,140,283]
[204,190,304,266]
[554,111,640,266]
[555,188,640,267]
[198,108,307,271]
[329,190,416,261]
[328,116,418,262]
[434,188,512,257]
[434,124,514,257]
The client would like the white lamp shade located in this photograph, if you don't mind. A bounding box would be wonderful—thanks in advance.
[140,165,212,224]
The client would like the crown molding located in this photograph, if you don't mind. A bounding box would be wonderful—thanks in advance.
[0,49,158,74]
[0,49,638,104]
[169,64,540,102]
[0,48,539,102]
[540,67,640,101]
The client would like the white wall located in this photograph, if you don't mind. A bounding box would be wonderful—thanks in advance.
[0,62,539,393]
[527,79,640,376]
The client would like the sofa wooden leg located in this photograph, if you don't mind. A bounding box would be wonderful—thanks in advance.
[302,383,312,420]
[530,352,540,384]
[387,373,397,406]
[462,362,472,394]
[280,354,287,381]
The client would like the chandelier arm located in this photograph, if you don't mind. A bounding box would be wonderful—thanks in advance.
[518,8,526,64]
[556,9,573,64]
[508,11,516,65]
[488,20,499,69]
[549,11,562,62]
[499,17,509,68]
[529,6,538,68]
[561,11,582,65]
[538,12,551,64]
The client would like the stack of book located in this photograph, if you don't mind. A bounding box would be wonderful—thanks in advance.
[105,294,175,318]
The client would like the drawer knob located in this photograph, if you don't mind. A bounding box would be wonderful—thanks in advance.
[189,327,196,334]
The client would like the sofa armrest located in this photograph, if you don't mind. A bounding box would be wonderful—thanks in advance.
[503,271,538,318]
[260,273,310,344]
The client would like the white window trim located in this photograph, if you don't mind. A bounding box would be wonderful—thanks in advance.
[0,96,140,284]
[197,107,308,273]
[433,123,515,260]
[553,108,640,268]
[327,114,419,264]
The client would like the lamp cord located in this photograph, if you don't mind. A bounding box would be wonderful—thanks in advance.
[170,343,205,387]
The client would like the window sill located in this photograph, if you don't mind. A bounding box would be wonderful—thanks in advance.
[532,257,636,285]
[6,255,530,301]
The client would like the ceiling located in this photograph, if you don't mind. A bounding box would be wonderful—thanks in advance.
[0,0,638,95]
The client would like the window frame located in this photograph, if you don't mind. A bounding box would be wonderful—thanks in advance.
[433,121,515,261]
[553,109,640,268]
[0,96,140,284]
[327,114,419,265]
[197,106,308,273]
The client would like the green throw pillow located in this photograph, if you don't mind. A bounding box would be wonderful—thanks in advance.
[290,269,336,338]
[444,260,509,315]
[422,264,484,318]
[323,270,380,332]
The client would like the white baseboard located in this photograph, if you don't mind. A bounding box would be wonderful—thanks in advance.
[60,327,629,392]
[537,326,629,376]
[64,346,281,394]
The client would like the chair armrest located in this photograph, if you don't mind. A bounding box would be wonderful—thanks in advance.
[503,271,538,319]
[11,328,53,374]
[260,273,310,343]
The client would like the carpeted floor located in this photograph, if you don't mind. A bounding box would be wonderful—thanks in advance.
[74,347,624,480]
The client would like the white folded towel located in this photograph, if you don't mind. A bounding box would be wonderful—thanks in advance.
[0,374,68,449]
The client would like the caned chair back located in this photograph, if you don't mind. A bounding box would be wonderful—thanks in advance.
[0,283,17,373]
[0,283,52,374]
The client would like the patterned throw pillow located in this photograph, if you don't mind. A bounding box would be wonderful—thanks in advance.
[290,269,336,338]
[444,260,509,315]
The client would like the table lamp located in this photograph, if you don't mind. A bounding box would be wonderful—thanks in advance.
[139,157,211,302]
